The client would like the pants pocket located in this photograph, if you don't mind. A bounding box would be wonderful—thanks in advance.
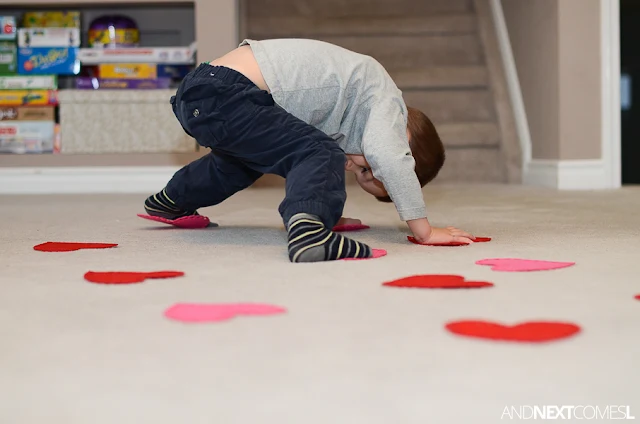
[183,99,228,148]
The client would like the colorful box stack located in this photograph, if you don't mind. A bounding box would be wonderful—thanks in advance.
[18,11,80,77]
[18,27,80,75]
[0,75,59,154]
[77,13,195,90]
[77,45,196,90]
[0,11,81,154]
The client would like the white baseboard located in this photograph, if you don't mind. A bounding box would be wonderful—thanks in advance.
[523,160,610,190]
[0,167,180,194]
[0,161,614,194]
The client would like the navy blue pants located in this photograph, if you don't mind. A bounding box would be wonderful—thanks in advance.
[165,64,347,229]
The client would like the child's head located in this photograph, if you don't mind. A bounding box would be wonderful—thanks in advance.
[345,107,445,202]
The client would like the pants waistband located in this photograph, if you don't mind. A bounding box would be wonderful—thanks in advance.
[191,63,256,87]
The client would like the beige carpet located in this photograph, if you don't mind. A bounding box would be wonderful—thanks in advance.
[1,184,639,423]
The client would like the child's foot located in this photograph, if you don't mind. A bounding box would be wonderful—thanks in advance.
[287,213,372,262]
[144,189,197,220]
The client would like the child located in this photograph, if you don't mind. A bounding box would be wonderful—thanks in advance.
[143,38,475,262]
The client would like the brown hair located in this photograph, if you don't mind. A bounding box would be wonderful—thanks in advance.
[376,106,445,203]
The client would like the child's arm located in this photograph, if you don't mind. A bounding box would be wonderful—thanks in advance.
[360,97,474,243]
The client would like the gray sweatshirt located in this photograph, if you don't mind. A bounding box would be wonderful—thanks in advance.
[239,38,427,221]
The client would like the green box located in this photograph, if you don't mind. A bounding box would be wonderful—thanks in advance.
[0,41,16,75]
[0,75,57,90]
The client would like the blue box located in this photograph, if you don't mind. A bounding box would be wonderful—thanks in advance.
[18,47,79,75]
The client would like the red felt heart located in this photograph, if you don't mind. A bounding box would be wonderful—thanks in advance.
[34,242,118,252]
[407,236,468,246]
[473,236,492,242]
[84,271,184,284]
[635,294,640,301]
[137,214,211,229]
[383,275,493,289]
[332,223,370,232]
[407,236,491,246]
[445,320,581,343]
[342,248,387,261]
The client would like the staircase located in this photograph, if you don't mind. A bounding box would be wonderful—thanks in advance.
[240,0,521,184]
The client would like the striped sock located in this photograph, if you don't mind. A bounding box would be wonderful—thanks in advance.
[144,189,197,220]
[287,213,372,262]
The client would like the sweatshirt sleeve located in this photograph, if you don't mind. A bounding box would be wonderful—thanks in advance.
[360,96,427,221]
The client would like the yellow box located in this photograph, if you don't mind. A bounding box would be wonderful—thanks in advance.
[22,11,81,28]
[98,64,157,79]
[0,90,57,106]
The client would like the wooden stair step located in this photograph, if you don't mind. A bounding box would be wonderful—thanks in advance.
[245,0,474,18]
[389,66,489,90]
[404,89,495,124]
[253,148,504,186]
[435,148,505,183]
[246,14,477,38]
[311,35,484,67]
[437,122,500,148]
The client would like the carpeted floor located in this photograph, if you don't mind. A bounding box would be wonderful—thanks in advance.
[1,184,639,423]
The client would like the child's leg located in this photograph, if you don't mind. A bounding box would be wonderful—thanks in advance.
[145,74,262,219]
[286,212,371,262]
[164,65,371,261]
[144,151,262,219]
[177,66,372,262]
[270,130,371,263]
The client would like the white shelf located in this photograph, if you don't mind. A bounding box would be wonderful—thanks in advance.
[78,44,196,65]
[3,0,193,4]
[0,152,204,168]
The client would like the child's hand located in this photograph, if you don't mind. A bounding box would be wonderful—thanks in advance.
[417,226,475,244]
[337,217,362,226]
[406,218,474,244]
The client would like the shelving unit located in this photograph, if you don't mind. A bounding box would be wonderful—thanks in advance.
[0,0,237,190]
[0,0,237,62]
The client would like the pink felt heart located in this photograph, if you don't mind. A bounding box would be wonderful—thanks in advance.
[332,223,370,232]
[342,248,387,261]
[164,303,286,323]
[137,214,211,229]
[476,258,575,272]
